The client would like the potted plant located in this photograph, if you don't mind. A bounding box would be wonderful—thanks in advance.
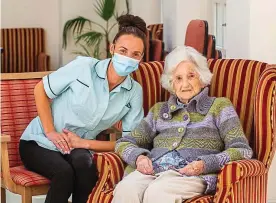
[62,0,129,59]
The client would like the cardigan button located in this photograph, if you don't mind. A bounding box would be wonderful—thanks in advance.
[170,105,176,110]
[163,113,169,119]
[172,142,178,148]
[178,127,184,133]
[183,114,189,121]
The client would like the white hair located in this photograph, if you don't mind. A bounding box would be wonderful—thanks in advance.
[161,45,213,93]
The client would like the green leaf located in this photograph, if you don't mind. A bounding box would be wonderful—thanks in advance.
[94,0,116,21]
[125,0,130,14]
[93,39,102,59]
[79,44,92,56]
[62,16,92,49]
[75,31,103,47]
[108,22,118,33]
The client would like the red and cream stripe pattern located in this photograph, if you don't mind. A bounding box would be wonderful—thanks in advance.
[147,24,163,40]
[131,61,169,116]
[1,28,46,73]
[208,59,267,142]
[214,159,267,203]
[254,65,276,168]
[88,152,124,203]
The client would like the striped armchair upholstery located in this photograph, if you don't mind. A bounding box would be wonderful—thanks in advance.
[131,61,170,115]
[1,28,50,73]
[147,24,163,40]
[209,60,276,203]
[89,59,276,203]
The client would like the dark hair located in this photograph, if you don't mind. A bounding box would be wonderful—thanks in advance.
[113,14,147,51]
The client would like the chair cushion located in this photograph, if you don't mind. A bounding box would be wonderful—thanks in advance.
[3,165,50,187]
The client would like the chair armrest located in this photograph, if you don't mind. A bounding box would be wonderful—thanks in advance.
[1,135,11,142]
[214,159,266,202]
[1,134,15,190]
[99,126,122,141]
[93,152,125,192]
[217,159,266,187]
[102,126,121,136]
[38,52,50,71]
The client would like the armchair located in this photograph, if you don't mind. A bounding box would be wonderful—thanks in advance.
[88,59,276,203]
[1,28,50,73]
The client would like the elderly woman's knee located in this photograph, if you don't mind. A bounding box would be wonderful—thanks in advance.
[114,180,141,196]
[143,182,163,199]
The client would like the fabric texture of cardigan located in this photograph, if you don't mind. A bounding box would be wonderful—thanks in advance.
[115,87,253,194]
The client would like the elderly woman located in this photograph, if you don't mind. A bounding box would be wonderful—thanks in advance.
[112,45,253,203]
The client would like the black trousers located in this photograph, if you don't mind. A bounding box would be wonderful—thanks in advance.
[19,140,98,203]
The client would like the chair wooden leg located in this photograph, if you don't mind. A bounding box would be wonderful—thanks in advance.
[1,187,6,203]
[22,187,32,203]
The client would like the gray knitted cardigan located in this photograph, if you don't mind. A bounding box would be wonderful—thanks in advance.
[115,88,253,194]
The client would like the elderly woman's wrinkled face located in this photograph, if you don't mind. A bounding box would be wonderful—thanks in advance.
[172,61,205,103]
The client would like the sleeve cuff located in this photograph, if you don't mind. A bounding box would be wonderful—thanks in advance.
[128,148,150,168]
[122,131,131,137]
[198,154,221,174]
[42,75,57,99]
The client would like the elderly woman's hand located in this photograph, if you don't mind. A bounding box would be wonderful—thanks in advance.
[136,155,154,175]
[178,160,205,176]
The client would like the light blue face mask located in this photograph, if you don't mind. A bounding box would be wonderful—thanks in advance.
[111,53,140,76]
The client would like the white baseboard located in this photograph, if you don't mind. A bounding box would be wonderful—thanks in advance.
[6,190,46,203]
[5,189,72,203]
